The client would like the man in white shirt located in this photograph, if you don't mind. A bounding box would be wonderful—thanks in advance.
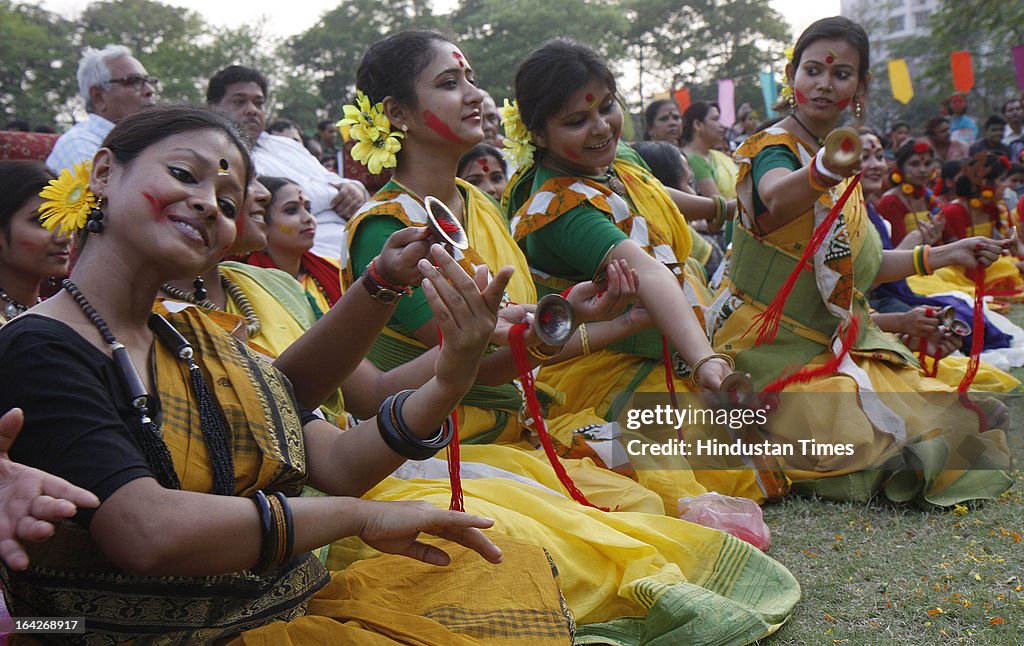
[207,66,368,259]
[46,45,157,174]
[1002,98,1023,148]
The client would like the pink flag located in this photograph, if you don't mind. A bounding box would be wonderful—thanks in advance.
[1013,45,1024,92]
[717,79,736,128]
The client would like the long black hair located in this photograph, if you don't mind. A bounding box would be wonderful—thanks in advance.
[513,38,617,133]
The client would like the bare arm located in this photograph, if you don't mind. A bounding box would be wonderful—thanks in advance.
[609,241,730,390]
[90,246,511,578]
[91,478,499,576]
[274,227,432,409]
[664,186,736,224]
[874,237,1008,285]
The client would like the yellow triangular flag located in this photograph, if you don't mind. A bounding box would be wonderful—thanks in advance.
[888,59,914,104]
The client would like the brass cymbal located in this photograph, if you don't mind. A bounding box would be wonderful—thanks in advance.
[534,294,575,346]
[823,126,861,168]
[424,196,469,250]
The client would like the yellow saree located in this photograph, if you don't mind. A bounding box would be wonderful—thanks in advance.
[710,128,1013,505]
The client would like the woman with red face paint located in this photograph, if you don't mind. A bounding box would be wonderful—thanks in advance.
[338,31,799,644]
[861,132,1020,393]
[707,16,1013,507]
[0,161,71,328]
[876,139,944,246]
[0,105,536,644]
[246,176,343,317]
[904,151,1024,300]
[340,30,661,474]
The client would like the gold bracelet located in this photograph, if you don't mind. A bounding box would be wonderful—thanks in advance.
[528,343,562,361]
[579,323,591,357]
[688,352,736,390]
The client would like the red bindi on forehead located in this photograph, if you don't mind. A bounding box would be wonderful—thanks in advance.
[476,158,490,172]
[452,51,464,68]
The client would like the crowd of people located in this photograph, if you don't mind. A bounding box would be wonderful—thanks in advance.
[0,14,1021,645]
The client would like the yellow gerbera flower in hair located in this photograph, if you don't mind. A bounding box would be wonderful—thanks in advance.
[339,90,404,173]
[352,130,404,175]
[38,161,96,237]
[499,99,535,169]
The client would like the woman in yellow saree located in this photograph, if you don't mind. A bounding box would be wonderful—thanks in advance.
[0,105,582,644]
[708,17,1013,506]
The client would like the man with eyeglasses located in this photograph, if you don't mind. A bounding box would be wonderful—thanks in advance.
[46,45,157,174]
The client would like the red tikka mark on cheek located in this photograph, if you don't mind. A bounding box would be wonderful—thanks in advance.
[835,98,851,111]
[234,213,247,241]
[562,148,581,160]
[422,110,462,143]
[142,192,167,219]
[452,51,464,68]
[795,89,809,105]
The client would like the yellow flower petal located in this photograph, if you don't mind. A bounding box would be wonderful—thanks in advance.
[38,161,95,237]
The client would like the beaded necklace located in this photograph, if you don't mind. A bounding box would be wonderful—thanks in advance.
[0,285,37,320]
[789,113,825,148]
[63,279,235,494]
[161,270,262,338]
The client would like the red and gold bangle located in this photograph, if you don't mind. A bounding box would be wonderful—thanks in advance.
[368,258,411,294]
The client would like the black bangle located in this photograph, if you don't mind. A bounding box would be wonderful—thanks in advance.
[271,492,295,566]
[251,490,277,574]
[376,390,454,460]
[392,390,453,450]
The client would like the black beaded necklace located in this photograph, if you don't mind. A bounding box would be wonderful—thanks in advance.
[789,112,825,148]
[160,270,262,338]
[63,279,235,495]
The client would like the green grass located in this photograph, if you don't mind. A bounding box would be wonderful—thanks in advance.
[759,305,1024,645]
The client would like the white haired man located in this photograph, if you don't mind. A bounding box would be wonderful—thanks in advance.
[45,45,157,174]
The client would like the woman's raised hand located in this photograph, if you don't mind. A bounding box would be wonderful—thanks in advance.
[355,498,502,566]
[377,226,434,288]
[0,408,100,571]
[566,259,639,323]
[419,244,512,387]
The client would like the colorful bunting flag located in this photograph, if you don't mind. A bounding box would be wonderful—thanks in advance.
[758,71,778,119]
[717,79,735,128]
[1013,45,1024,92]
[673,88,691,113]
[950,51,974,93]
[887,59,913,104]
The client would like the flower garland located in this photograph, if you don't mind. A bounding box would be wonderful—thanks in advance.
[499,99,535,169]
[337,90,404,175]
[38,161,96,236]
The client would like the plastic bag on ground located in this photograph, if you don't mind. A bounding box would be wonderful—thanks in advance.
[677,491,771,550]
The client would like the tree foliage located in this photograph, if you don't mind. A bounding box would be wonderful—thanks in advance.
[887,0,1022,125]
[452,0,628,102]
[4,0,796,133]
[0,0,78,127]
[286,0,438,120]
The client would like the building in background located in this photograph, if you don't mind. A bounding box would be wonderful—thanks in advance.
[840,0,938,63]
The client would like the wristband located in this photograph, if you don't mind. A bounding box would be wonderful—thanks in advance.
[814,148,845,183]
